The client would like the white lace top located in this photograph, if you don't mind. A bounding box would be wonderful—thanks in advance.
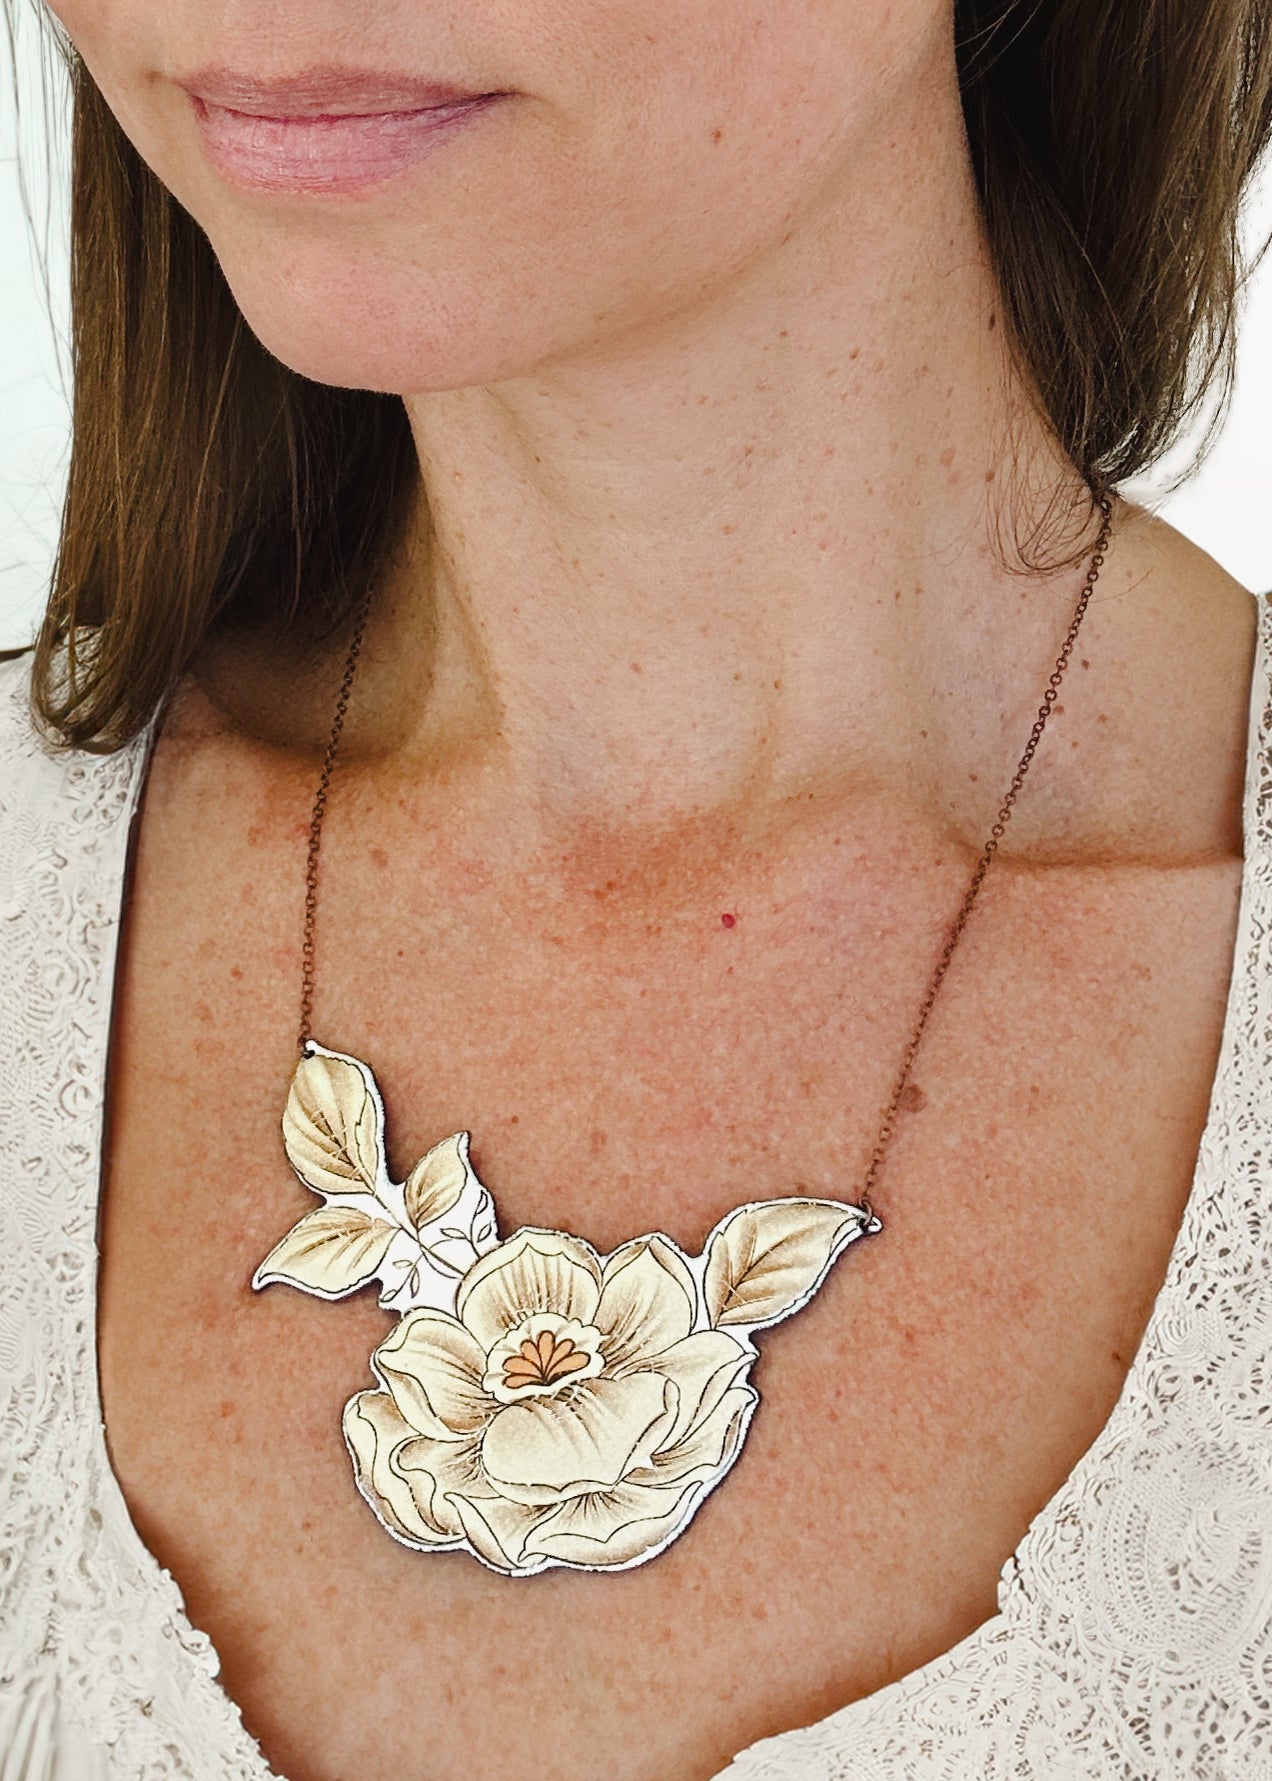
[1,601,1271,1781]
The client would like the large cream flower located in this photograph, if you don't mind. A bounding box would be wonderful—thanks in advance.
[343,1227,759,1574]
[258,1043,880,1574]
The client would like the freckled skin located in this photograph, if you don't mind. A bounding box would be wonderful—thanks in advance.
[100,591,1254,1777]
[55,0,1261,1775]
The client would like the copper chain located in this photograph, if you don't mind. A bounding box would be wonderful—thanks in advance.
[857,489,1114,1215]
[298,488,1115,1220]
[297,586,375,1057]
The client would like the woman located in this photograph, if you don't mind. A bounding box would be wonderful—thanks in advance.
[2,0,1270,1776]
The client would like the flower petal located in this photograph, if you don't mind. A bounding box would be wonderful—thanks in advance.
[643,1328,755,1451]
[523,1475,708,1570]
[373,1310,491,1439]
[630,1383,758,1489]
[448,1491,555,1574]
[481,1370,674,1506]
[342,1390,461,1549]
[393,1430,493,1538]
[594,1236,697,1369]
[456,1228,602,1353]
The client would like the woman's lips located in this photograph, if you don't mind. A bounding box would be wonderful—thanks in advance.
[186,86,507,195]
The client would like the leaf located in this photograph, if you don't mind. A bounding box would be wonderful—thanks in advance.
[702,1199,867,1332]
[283,1051,382,1198]
[404,1133,469,1230]
[252,1204,397,1299]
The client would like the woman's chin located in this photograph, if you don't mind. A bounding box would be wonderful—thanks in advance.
[211,274,535,397]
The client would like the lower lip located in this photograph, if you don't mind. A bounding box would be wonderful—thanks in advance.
[189,92,505,195]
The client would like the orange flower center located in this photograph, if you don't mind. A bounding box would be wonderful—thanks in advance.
[500,1327,592,1393]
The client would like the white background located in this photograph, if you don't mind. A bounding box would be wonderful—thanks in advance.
[2,17,1270,650]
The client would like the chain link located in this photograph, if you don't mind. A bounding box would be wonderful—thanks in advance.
[298,490,1115,1220]
[858,488,1113,1217]
[297,581,375,1054]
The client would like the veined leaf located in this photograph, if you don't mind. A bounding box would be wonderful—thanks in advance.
[703,1199,866,1332]
[252,1204,397,1298]
[404,1132,469,1230]
[283,1051,381,1197]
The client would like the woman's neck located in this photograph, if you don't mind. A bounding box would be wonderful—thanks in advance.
[368,51,1088,844]
[195,45,1099,851]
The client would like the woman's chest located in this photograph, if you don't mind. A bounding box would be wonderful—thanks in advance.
[95,797,1244,1781]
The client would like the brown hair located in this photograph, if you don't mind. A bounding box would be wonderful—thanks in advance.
[15,0,1272,752]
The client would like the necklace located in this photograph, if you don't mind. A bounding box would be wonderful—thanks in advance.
[252,491,1114,1576]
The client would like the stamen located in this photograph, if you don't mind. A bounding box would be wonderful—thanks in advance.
[500,1324,597,1392]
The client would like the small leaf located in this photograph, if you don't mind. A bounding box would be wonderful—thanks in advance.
[253,1204,397,1298]
[470,1190,499,1255]
[283,1052,382,1198]
[404,1134,468,1229]
[703,1199,867,1332]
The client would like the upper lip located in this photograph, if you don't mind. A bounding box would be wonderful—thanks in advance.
[177,66,498,117]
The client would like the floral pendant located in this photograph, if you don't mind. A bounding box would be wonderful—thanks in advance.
[252,1040,882,1576]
